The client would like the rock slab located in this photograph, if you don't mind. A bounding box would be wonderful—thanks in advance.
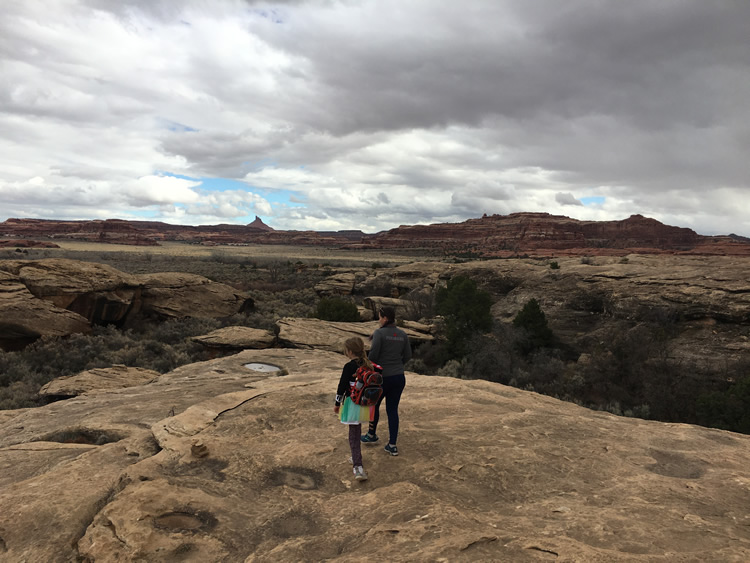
[1,349,750,561]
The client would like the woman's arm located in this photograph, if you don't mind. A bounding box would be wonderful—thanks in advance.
[368,329,382,363]
[402,333,412,363]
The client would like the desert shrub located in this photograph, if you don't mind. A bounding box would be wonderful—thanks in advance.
[435,275,493,359]
[314,297,360,322]
[567,290,614,315]
[580,256,595,265]
[408,340,452,374]
[0,320,220,410]
[437,358,470,379]
[401,287,435,321]
[462,325,520,384]
[404,357,430,374]
[549,261,560,270]
[513,298,554,354]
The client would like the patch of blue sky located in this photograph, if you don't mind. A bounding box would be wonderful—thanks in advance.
[156,172,303,207]
[581,196,606,206]
[157,119,197,132]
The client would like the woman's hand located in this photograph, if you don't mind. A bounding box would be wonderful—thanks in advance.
[333,405,340,415]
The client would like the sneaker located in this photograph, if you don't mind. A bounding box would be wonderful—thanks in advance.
[384,444,399,456]
[361,433,379,444]
[353,466,368,481]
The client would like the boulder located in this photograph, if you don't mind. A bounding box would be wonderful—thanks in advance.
[357,305,374,321]
[362,296,408,318]
[276,317,432,351]
[2,349,750,561]
[39,365,161,398]
[136,272,254,320]
[313,272,357,296]
[0,270,91,350]
[191,326,276,350]
[0,258,141,325]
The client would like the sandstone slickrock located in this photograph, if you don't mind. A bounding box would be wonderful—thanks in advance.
[38,365,161,398]
[276,318,433,351]
[313,272,359,296]
[136,272,254,320]
[0,270,91,350]
[0,259,256,349]
[0,258,142,324]
[1,349,750,561]
[191,326,276,351]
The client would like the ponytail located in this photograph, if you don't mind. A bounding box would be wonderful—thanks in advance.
[343,337,374,370]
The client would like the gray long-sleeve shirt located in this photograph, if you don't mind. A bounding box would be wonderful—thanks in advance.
[368,324,412,377]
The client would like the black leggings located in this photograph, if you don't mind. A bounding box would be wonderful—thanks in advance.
[368,373,405,445]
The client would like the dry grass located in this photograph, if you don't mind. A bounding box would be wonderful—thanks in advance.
[42,241,434,265]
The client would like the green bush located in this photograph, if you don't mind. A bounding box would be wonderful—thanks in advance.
[435,275,493,358]
[513,298,554,354]
[314,297,360,322]
[549,261,560,270]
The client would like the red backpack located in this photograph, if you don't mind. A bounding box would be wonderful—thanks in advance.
[349,363,383,406]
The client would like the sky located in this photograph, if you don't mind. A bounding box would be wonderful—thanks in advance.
[1,1,749,235]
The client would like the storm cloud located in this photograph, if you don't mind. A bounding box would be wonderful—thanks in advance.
[1,0,748,234]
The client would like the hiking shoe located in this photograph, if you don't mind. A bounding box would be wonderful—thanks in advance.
[384,444,399,456]
[361,433,379,444]
[353,466,368,481]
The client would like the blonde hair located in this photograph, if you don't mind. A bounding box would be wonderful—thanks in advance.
[343,337,374,370]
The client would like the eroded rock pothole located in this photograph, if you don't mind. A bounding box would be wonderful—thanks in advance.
[153,510,218,533]
[266,466,323,490]
[266,510,321,539]
[34,428,124,445]
[244,363,282,373]
[645,450,707,479]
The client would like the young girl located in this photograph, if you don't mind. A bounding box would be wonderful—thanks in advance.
[334,337,377,481]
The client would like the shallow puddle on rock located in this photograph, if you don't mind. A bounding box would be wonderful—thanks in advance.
[244,363,281,373]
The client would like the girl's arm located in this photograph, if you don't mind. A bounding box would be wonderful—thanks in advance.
[335,361,356,405]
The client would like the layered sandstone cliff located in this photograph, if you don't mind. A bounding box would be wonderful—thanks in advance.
[362,212,750,256]
[3,213,750,255]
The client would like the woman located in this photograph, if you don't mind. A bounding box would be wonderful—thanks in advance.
[361,306,411,455]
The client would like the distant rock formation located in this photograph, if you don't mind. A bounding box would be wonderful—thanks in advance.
[0,218,354,247]
[361,212,750,256]
[3,213,749,255]
[0,239,59,248]
[247,216,273,231]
